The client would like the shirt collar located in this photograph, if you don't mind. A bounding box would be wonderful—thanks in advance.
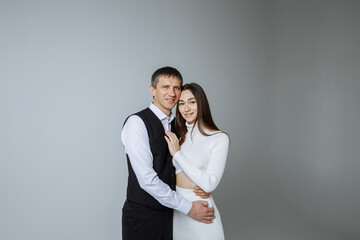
[149,103,175,122]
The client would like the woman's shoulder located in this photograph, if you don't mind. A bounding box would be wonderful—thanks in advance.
[206,130,229,143]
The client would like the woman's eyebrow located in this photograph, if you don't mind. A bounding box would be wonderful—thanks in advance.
[179,97,195,102]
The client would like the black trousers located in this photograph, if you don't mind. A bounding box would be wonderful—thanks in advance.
[122,200,173,240]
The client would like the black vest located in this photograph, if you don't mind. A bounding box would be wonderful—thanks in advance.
[124,108,176,209]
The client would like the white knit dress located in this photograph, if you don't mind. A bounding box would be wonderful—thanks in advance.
[172,123,229,240]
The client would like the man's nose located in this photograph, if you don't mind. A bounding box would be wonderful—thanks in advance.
[168,88,175,96]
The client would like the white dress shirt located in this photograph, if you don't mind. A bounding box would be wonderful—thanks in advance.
[121,103,192,214]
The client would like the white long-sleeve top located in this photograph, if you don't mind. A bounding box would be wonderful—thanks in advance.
[172,122,229,193]
[121,103,192,214]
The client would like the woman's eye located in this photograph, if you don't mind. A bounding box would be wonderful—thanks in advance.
[179,103,184,106]
[190,101,196,104]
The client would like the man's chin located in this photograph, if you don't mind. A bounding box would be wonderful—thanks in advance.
[166,103,176,110]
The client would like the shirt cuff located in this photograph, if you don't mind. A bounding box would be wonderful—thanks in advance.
[177,198,192,215]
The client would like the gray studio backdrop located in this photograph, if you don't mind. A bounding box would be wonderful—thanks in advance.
[1,0,359,240]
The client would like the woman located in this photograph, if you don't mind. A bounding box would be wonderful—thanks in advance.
[165,83,229,240]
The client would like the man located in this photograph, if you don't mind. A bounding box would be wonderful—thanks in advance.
[122,66,214,240]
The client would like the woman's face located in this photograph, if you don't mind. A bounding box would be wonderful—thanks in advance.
[178,90,198,125]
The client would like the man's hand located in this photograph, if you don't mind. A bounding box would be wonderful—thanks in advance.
[193,186,212,199]
[188,201,215,224]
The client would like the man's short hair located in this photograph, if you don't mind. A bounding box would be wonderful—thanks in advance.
[151,66,183,88]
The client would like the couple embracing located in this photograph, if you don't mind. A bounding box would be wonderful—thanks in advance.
[121,66,229,240]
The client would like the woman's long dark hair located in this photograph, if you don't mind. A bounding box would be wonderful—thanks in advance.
[175,83,226,145]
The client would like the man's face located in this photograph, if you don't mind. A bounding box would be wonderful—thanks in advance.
[150,75,182,115]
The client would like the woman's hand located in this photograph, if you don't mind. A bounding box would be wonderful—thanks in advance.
[164,131,180,157]
[193,186,212,199]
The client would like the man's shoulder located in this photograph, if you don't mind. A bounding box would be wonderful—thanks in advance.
[134,107,151,117]
[131,107,160,123]
[122,115,146,134]
[124,108,149,124]
[121,111,149,143]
